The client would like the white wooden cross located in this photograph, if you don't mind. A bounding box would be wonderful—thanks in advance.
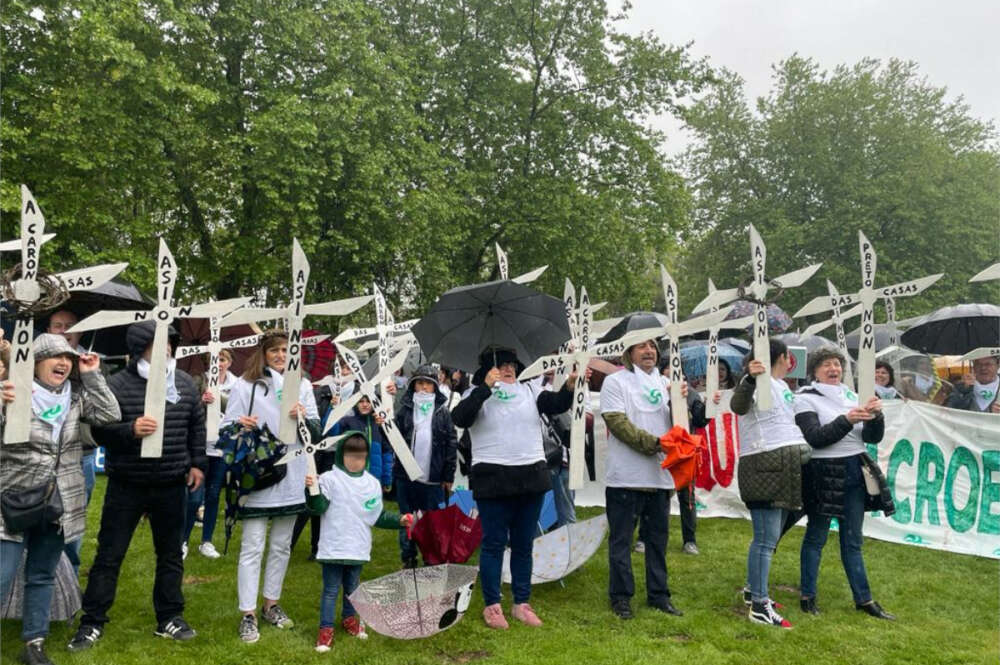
[174,319,261,442]
[2,185,129,444]
[702,278,754,418]
[274,349,412,494]
[697,226,822,410]
[518,290,669,490]
[334,343,424,480]
[217,239,372,445]
[68,239,248,456]
[495,243,547,284]
[659,267,733,430]
[794,232,942,401]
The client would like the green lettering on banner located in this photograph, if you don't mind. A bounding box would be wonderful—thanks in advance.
[887,439,913,524]
[978,450,1000,535]
[915,441,944,525]
[944,446,980,533]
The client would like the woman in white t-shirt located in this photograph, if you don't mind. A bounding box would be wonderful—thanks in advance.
[451,348,578,630]
[793,347,894,621]
[731,338,806,630]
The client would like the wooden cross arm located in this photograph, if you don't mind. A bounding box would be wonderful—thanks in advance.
[511,265,548,284]
[675,306,735,336]
[971,263,1000,282]
[52,263,128,292]
[800,303,863,337]
[67,309,148,334]
[178,297,252,320]
[303,295,374,317]
[0,233,55,252]
[220,307,287,326]
[960,347,1000,362]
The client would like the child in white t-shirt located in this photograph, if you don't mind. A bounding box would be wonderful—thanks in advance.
[305,432,413,653]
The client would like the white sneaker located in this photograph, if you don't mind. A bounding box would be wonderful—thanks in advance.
[182,543,189,560]
[198,542,221,559]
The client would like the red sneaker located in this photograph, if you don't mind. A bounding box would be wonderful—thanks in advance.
[341,616,368,640]
[315,627,334,652]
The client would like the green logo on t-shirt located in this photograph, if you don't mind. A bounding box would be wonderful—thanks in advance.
[644,388,662,405]
[782,390,794,404]
[276,388,283,402]
[493,388,516,402]
[418,401,434,416]
[979,389,995,401]
[39,405,64,421]
[363,496,378,510]
[844,389,857,402]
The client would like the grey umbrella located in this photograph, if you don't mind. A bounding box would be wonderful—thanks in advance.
[412,280,571,371]
[596,311,668,344]
[2,552,81,622]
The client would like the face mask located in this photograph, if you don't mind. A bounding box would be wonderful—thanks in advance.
[138,357,180,404]
[31,380,72,441]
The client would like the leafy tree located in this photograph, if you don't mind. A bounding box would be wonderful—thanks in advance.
[679,56,999,322]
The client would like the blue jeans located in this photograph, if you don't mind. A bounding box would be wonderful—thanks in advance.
[477,493,544,606]
[183,483,205,545]
[199,456,227,544]
[395,477,444,562]
[65,451,98,573]
[746,507,787,603]
[319,563,361,627]
[800,456,873,604]
[549,466,576,528]
[1,523,66,640]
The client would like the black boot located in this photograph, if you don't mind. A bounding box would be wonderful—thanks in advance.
[648,599,684,616]
[856,600,895,620]
[800,596,820,615]
[20,639,54,665]
[611,599,633,620]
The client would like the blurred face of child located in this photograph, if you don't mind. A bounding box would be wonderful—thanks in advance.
[343,451,367,473]
[357,396,373,415]
[414,379,435,394]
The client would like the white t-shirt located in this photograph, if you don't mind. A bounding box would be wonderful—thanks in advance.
[600,366,674,490]
[974,378,999,411]
[316,467,383,561]
[207,371,239,454]
[412,392,436,483]
[220,369,319,508]
[793,382,867,459]
[468,381,545,466]
[737,377,806,458]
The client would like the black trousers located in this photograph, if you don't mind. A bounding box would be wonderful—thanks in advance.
[674,486,697,544]
[81,477,187,627]
[606,487,671,604]
[290,513,320,556]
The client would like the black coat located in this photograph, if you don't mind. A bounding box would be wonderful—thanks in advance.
[393,389,458,484]
[91,363,208,487]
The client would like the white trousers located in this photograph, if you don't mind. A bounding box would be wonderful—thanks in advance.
[237,515,297,612]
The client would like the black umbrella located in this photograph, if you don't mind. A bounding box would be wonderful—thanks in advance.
[412,280,571,371]
[901,304,1000,355]
[43,278,156,357]
[597,311,668,344]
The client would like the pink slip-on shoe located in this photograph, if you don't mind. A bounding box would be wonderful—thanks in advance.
[512,603,543,627]
[482,604,509,630]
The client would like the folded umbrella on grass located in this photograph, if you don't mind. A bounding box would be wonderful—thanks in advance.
[348,564,479,639]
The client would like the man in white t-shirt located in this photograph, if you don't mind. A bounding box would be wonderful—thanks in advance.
[600,338,695,620]
[946,356,1000,414]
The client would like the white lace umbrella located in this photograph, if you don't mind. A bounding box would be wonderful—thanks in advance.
[502,513,607,584]
[348,564,478,639]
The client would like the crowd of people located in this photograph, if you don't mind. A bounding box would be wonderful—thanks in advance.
[0,307,996,664]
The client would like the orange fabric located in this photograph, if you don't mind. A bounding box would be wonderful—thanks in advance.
[659,425,707,491]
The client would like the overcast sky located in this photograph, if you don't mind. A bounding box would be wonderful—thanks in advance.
[617,0,998,154]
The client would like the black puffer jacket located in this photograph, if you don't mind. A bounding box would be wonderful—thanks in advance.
[801,453,895,517]
[91,322,207,486]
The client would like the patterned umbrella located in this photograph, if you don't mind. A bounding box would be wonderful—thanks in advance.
[2,552,80,621]
[501,514,607,584]
[678,340,748,378]
[725,300,793,335]
[348,564,478,639]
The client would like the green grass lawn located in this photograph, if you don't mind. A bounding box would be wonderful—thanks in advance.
[3,476,997,665]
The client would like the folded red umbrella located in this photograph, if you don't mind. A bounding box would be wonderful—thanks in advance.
[411,504,483,565]
[659,425,707,491]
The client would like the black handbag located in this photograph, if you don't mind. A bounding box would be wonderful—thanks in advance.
[1,440,64,533]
